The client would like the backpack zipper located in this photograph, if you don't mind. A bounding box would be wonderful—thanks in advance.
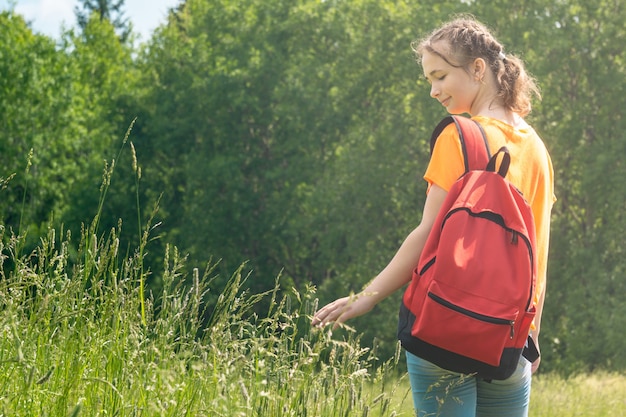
[427,292,515,339]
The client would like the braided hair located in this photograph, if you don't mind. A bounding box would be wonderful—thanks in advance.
[413,16,540,117]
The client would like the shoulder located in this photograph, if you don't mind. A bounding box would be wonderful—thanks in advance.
[425,120,466,191]
[430,121,464,168]
[431,120,463,153]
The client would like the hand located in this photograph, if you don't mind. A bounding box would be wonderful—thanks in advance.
[312,292,378,329]
[531,356,541,374]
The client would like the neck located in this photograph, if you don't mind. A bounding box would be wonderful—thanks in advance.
[471,102,527,129]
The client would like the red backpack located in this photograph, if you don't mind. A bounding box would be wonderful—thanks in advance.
[397,115,539,380]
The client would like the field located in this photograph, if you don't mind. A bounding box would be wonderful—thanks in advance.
[385,372,626,416]
[529,372,626,417]
[1,222,624,416]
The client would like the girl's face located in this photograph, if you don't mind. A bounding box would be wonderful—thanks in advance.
[421,46,481,115]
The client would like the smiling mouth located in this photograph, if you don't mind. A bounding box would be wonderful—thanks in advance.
[440,98,451,107]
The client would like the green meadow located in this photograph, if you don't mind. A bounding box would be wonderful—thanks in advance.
[1,221,624,416]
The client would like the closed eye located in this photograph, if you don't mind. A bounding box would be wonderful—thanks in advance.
[426,70,447,83]
[424,74,448,84]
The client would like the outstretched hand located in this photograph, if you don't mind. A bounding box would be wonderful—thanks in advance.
[312,292,378,330]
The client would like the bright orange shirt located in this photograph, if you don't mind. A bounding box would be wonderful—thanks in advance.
[424,116,556,308]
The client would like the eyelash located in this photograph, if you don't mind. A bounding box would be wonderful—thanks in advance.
[426,75,446,84]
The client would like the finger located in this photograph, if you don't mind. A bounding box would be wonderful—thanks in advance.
[317,307,343,328]
[312,304,334,326]
[329,306,351,329]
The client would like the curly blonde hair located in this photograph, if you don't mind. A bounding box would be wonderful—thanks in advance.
[413,16,541,117]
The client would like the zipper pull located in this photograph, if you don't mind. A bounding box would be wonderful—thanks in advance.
[510,321,515,339]
[511,231,519,244]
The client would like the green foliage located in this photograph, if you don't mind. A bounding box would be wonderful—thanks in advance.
[60,14,141,231]
[3,0,626,376]
[0,10,140,248]
[0,12,74,235]
[136,0,446,338]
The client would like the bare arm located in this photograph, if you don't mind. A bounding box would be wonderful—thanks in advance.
[312,185,448,328]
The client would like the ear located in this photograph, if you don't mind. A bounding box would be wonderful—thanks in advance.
[471,58,487,81]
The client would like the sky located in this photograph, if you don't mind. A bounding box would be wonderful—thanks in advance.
[0,0,182,41]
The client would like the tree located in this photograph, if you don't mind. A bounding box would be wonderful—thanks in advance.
[0,9,141,269]
[60,13,146,255]
[137,0,469,362]
[529,0,626,374]
[0,11,82,242]
[75,0,131,42]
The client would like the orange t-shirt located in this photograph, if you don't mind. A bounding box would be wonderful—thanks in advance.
[424,116,556,307]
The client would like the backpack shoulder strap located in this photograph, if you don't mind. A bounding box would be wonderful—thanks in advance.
[429,115,491,173]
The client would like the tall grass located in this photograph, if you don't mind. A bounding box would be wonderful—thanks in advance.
[0,219,411,416]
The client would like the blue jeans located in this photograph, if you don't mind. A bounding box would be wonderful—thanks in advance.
[405,351,532,417]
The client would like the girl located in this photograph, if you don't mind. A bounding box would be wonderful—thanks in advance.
[312,16,555,417]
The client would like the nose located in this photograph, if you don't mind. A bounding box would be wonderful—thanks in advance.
[430,84,439,98]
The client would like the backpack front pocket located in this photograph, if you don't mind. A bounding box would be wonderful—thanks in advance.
[411,280,519,366]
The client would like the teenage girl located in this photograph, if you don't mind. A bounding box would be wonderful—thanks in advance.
[312,16,555,417]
